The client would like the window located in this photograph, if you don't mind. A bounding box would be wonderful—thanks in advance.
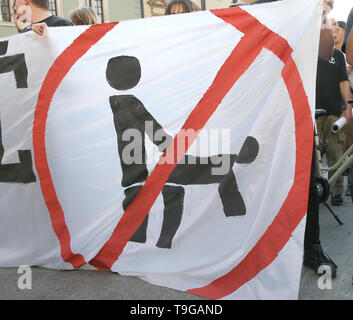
[0,0,11,22]
[81,0,104,23]
[48,0,57,16]
[92,0,104,23]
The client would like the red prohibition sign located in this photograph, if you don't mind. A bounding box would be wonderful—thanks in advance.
[33,7,314,299]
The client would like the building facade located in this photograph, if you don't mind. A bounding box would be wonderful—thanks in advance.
[0,0,233,38]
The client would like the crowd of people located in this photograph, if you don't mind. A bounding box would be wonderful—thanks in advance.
[8,0,353,283]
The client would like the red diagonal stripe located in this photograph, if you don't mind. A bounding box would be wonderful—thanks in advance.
[33,23,118,268]
[89,8,273,270]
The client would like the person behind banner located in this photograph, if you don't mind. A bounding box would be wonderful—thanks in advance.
[316,15,352,206]
[69,6,99,26]
[12,0,72,36]
[328,18,352,195]
[331,19,352,78]
[313,11,351,276]
[330,19,346,52]
[165,0,194,15]
[341,8,353,199]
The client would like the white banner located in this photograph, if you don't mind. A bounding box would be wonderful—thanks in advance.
[0,0,321,299]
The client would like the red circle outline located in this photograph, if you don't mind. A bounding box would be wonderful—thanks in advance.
[33,8,313,299]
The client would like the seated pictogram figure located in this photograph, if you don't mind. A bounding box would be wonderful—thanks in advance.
[106,55,259,249]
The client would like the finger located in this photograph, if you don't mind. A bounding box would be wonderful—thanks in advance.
[33,27,43,35]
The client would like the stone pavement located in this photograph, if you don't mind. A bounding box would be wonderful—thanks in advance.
[0,194,352,300]
[299,192,353,300]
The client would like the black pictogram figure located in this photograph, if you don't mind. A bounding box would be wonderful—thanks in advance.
[169,136,259,217]
[107,56,259,248]
[0,41,36,184]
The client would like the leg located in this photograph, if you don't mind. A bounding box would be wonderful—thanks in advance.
[304,143,320,251]
[344,122,353,198]
[156,185,185,249]
[123,185,149,244]
[303,139,337,277]
[218,169,246,217]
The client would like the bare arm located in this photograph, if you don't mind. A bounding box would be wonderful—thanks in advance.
[340,80,353,123]
[319,26,334,61]
[319,0,334,61]
[347,29,353,65]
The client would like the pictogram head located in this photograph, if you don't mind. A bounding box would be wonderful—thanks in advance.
[106,56,141,90]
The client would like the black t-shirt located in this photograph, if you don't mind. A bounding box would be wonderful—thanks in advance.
[21,15,72,33]
[316,49,348,116]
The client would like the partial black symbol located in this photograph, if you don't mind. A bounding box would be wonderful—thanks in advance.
[0,115,36,183]
[107,55,259,248]
[0,41,9,55]
[0,41,36,184]
[0,40,28,88]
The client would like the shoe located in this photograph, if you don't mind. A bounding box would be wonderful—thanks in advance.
[303,244,337,278]
[331,194,343,206]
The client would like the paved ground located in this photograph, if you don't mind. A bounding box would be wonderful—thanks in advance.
[0,192,352,300]
[299,191,353,300]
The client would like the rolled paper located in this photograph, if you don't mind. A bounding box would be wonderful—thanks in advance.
[331,117,347,133]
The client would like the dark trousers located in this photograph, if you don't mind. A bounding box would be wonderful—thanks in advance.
[349,150,353,187]
[349,165,353,187]
[304,143,320,250]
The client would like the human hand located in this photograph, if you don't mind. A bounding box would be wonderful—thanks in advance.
[32,22,47,36]
[322,0,334,28]
[348,65,352,75]
[343,103,353,123]
[322,0,334,14]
